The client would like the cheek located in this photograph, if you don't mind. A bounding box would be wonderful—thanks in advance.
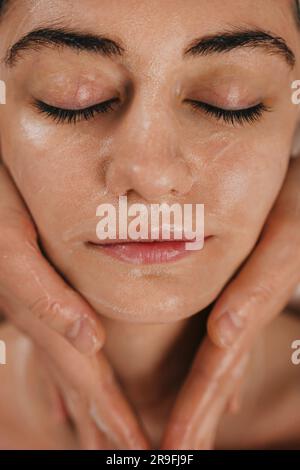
[213,163,273,260]
[225,148,287,228]
[189,134,289,251]
[1,112,110,238]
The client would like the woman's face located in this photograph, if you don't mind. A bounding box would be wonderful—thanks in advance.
[0,0,299,323]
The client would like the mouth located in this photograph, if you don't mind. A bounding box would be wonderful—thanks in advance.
[86,237,212,265]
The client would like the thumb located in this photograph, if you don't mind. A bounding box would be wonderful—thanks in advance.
[207,213,300,349]
[0,163,104,355]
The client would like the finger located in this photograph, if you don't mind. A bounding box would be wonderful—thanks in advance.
[87,353,151,450]
[37,327,150,450]
[76,413,110,450]
[63,388,110,450]
[42,355,109,450]
[67,368,148,451]
[196,352,249,449]
[207,159,300,349]
[0,164,104,355]
[207,213,300,349]
[161,338,249,450]
[76,412,107,450]
[193,353,249,450]
[226,363,247,415]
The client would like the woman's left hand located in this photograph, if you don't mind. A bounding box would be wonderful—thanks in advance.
[162,157,300,450]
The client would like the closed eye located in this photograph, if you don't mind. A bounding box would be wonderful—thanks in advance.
[33,97,119,124]
[186,100,270,125]
[33,97,269,126]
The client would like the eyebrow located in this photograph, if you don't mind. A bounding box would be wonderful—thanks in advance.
[4,26,295,69]
[184,28,296,67]
[4,27,124,66]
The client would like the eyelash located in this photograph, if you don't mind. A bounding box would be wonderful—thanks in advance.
[187,100,269,125]
[33,98,119,124]
[33,97,269,126]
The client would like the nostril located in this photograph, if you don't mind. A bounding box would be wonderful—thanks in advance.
[124,188,136,199]
[170,188,180,197]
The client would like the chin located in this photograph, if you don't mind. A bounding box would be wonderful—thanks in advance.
[72,274,221,324]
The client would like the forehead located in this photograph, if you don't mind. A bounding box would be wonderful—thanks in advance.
[1,0,299,75]
[4,0,297,43]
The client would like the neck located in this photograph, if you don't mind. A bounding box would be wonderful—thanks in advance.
[101,314,204,444]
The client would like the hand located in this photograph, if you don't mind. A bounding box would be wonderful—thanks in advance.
[0,161,149,449]
[162,157,300,449]
[29,316,149,449]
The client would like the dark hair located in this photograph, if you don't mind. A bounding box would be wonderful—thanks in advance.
[0,1,6,13]
[295,0,300,25]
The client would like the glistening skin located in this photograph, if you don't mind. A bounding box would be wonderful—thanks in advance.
[0,0,300,449]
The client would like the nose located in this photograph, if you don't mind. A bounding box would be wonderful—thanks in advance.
[104,98,194,201]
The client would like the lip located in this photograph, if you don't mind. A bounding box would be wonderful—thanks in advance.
[86,237,212,265]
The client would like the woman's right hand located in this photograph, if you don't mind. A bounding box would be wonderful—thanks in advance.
[0,162,149,449]
[29,316,149,449]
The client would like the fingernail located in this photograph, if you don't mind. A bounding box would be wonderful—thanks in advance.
[214,311,244,347]
[66,317,103,355]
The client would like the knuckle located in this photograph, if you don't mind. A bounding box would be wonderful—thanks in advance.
[28,296,62,323]
[251,282,275,305]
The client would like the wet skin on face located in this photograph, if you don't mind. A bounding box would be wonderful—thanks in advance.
[0,0,299,323]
